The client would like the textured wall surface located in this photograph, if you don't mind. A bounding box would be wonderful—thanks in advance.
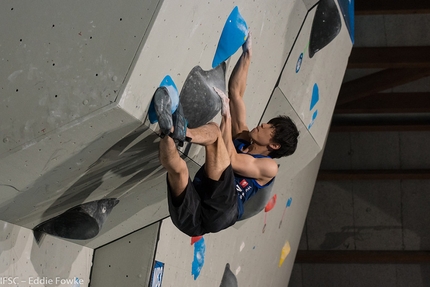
[0,0,351,285]
[0,220,92,287]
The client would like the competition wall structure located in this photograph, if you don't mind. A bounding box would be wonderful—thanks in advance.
[0,0,352,286]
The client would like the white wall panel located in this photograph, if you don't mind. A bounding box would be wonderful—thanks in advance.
[278,2,352,149]
[301,0,320,10]
[0,220,92,287]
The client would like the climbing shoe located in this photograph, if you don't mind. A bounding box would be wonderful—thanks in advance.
[171,103,191,146]
[153,86,173,136]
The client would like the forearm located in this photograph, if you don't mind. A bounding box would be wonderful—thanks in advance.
[228,51,251,102]
[228,50,251,136]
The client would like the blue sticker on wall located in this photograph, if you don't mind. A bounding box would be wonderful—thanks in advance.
[279,197,293,228]
[295,53,303,73]
[150,261,165,287]
[308,110,318,129]
[192,237,206,280]
[308,83,319,129]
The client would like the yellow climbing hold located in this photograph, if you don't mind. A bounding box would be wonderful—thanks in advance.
[278,241,291,267]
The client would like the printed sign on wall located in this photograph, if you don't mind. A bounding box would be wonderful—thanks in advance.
[151,261,165,287]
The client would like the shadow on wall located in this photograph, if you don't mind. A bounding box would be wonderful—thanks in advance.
[39,122,170,240]
[0,121,167,233]
[26,122,170,282]
[0,121,174,283]
[40,123,166,218]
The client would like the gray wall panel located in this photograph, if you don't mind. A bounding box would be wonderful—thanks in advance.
[90,222,160,287]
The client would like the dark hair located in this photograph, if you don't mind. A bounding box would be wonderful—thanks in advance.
[267,115,299,158]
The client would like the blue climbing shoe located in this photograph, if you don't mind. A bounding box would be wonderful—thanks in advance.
[153,87,173,136]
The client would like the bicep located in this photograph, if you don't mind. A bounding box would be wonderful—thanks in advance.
[231,153,278,182]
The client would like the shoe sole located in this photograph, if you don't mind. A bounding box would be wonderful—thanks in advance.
[172,103,186,142]
[153,87,172,135]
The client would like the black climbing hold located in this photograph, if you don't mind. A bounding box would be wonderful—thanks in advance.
[179,62,226,129]
[219,263,238,287]
[309,0,342,58]
[33,198,119,243]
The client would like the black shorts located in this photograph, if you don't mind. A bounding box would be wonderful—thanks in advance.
[167,164,238,236]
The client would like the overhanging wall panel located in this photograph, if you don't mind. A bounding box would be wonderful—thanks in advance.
[0,107,139,226]
[0,0,161,156]
[72,151,202,249]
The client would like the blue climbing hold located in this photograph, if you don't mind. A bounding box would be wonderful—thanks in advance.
[148,75,179,124]
[212,6,248,68]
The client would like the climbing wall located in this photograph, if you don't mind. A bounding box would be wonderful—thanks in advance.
[0,0,352,286]
[153,0,353,286]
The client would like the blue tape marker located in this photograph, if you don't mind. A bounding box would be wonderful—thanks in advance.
[310,83,319,111]
[286,197,292,207]
[312,109,318,121]
[308,109,318,129]
[191,237,206,280]
[295,53,303,73]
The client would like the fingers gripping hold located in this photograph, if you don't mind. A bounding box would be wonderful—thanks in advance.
[214,87,230,117]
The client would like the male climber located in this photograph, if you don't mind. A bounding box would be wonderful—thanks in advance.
[153,33,299,236]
